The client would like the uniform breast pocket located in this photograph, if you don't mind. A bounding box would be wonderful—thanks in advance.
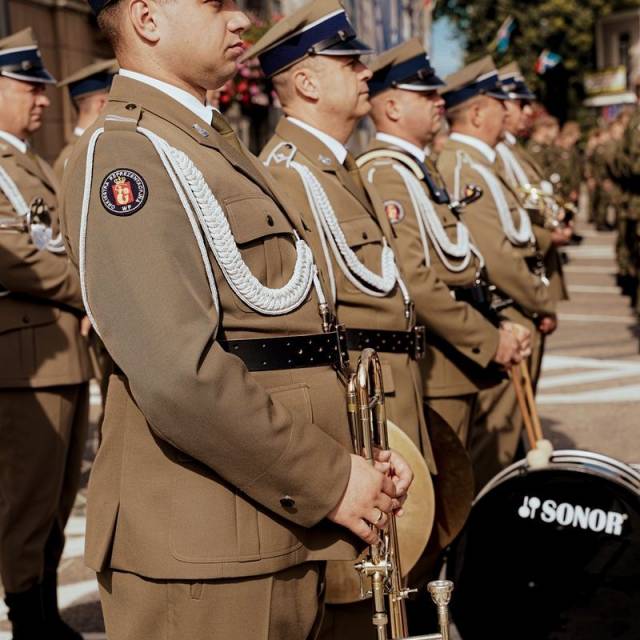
[337,216,385,293]
[224,195,298,313]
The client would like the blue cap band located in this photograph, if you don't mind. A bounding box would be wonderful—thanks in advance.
[443,72,507,109]
[69,72,114,98]
[0,46,55,84]
[258,11,359,78]
[369,53,444,96]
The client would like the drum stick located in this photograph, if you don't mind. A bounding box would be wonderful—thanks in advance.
[511,367,537,450]
[520,362,544,442]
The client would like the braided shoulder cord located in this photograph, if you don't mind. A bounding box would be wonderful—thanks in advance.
[456,150,533,246]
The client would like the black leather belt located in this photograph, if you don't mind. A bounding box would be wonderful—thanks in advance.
[345,327,426,360]
[219,327,349,372]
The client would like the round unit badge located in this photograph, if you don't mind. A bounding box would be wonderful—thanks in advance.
[384,200,405,225]
[100,169,148,216]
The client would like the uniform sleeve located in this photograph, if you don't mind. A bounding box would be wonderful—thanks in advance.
[61,129,351,528]
[365,163,499,368]
[0,202,84,311]
[442,163,555,318]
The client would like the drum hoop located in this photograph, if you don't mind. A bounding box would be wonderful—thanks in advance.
[475,449,640,504]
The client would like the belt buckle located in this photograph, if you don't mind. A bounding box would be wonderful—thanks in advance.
[412,326,427,360]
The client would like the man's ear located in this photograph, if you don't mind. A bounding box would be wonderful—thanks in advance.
[385,96,401,123]
[291,66,320,102]
[129,0,161,44]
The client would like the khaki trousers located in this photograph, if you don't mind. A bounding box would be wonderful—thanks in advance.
[98,563,325,640]
[470,331,542,492]
[425,394,477,449]
[0,384,89,592]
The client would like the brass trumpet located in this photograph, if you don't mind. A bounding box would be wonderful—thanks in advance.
[347,348,454,640]
[517,184,574,231]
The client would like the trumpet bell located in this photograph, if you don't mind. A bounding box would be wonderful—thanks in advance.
[325,420,435,605]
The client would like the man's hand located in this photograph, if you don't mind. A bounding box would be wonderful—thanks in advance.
[327,450,412,545]
[551,226,572,246]
[493,324,522,369]
[508,322,533,358]
[538,315,558,335]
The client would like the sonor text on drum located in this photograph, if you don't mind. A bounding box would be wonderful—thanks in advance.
[518,496,628,535]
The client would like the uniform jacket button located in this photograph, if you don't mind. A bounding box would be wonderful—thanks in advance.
[472,347,480,354]
[280,495,295,509]
[125,103,137,110]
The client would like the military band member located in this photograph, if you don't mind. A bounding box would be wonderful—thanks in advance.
[0,28,92,639]
[358,40,527,450]
[248,5,439,635]
[438,57,557,490]
[495,63,569,384]
[525,114,559,177]
[54,58,118,178]
[61,1,412,639]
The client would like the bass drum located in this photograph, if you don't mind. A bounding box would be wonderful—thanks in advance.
[448,450,640,640]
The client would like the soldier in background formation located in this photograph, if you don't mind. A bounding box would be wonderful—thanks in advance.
[0,28,91,639]
[5,0,637,637]
[54,58,118,178]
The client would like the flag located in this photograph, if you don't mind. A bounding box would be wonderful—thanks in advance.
[535,49,562,74]
[491,16,516,54]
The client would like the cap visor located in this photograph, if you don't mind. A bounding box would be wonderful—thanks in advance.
[1,67,56,84]
[486,89,510,100]
[319,38,374,56]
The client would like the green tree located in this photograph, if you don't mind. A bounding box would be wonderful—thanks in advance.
[436,0,640,119]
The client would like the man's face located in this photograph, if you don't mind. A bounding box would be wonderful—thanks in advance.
[398,89,445,144]
[314,55,373,122]
[0,77,49,138]
[480,97,507,147]
[503,99,522,135]
[157,0,250,91]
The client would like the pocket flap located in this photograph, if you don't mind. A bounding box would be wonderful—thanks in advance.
[224,196,292,244]
[0,299,60,335]
[380,361,396,394]
[339,216,383,249]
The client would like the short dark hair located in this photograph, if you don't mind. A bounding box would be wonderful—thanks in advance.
[97,0,124,54]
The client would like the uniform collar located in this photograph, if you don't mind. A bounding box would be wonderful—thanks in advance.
[375,132,426,162]
[0,130,27,154]
[119,69,214,125]
[504,131,517,146]
[287,117,347,165]
[449,132,496,163]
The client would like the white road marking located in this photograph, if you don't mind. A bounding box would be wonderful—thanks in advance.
[539,355,640,404]
[538,383,640,404]
[563,265,615,274]
[557,312,633,324]
[563,245,615,258]
[568,284,622,294]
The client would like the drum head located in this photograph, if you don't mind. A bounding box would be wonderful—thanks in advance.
[448,457,640,640]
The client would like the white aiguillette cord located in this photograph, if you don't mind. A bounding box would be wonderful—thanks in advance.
[454,149,534,246]
[80,123,324,335]
[383,161,482,273]
[495,141,531,190]
[264,142,401,306]
[0,164,66,253]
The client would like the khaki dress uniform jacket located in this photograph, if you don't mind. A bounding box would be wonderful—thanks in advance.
[53,134,80,181]
[358,139,500,444]
[501,142,569,304]
[260,119,435,471]
[438,137,555,489]
[61,77,360,637]
[0,138,91,592]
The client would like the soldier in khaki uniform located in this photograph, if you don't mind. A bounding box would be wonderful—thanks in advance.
[495,63,569,385]
[248,8,443,636]
[54,58,118,179]
[438,58,557,490]
[62,1,412,639]
[0,28,92,639]
[526,114,559,178]
[357,40,527,450]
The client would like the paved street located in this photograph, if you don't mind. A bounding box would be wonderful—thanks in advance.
[1,221,638,639]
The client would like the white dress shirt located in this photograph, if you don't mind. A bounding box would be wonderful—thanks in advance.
[375,132,426,163]
[119,69,214,125]
[449,132,496,164]
[287,117,348,164]
[0,130,27,154]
